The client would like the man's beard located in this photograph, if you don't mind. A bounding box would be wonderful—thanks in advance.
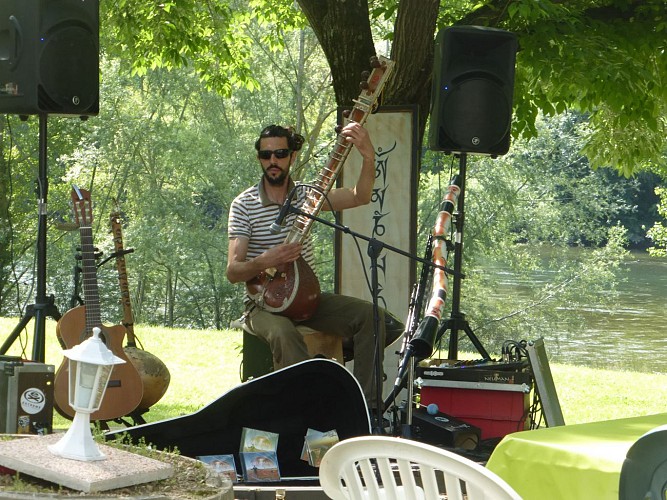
[264,169,288,186]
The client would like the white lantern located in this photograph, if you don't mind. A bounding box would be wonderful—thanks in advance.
[48,327,126,461]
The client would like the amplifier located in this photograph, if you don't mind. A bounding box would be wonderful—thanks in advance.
[417,359,531,389]
[0,358,55,435]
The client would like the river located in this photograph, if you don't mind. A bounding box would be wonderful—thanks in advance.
[491,249,667,373]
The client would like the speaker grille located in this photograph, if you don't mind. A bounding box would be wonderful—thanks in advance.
[39,24,98,114]
[441,78,511,153]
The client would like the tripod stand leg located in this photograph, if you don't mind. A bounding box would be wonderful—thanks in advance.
[462,321,490,360]
[0,306,36,355]
[30,300,62,362]
[438,313,491,361]
[0,300,62,361]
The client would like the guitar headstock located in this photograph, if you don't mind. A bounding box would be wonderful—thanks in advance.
[71,185,93,228]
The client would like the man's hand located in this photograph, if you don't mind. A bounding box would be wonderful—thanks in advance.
[227,237,302,284]
[263,242,302,268]
[341,122,374,161]
[325,121,376,210]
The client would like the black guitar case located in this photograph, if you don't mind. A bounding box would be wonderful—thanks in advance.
[106,358,371,478]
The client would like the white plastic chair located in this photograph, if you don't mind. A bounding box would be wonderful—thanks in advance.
[319,435,522,500]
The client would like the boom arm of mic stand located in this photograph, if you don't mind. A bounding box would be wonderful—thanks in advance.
[285,206,458,278]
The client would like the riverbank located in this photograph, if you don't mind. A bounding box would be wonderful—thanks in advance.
[1,318,666,426]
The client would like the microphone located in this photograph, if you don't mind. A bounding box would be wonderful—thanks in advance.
[392,315,439,389]
[269,187,297,234]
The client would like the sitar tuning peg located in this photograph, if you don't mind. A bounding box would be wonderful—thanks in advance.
[342,109,351,118]
[361,70,370,80]
[334,125,343,135]
[359,80,369,90]
[369,56,381,68]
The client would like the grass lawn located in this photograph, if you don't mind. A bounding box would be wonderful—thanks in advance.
[1,317,666,429]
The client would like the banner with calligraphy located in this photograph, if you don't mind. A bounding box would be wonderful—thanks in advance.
[335,106,418,356]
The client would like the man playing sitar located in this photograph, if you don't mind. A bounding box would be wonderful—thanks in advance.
[226,123,390,411]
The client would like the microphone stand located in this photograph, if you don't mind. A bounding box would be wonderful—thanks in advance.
[284,205,452,435]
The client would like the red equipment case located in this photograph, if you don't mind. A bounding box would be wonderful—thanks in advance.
[417,361,533,440]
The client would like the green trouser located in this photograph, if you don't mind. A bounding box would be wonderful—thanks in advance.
[247,292,386,408]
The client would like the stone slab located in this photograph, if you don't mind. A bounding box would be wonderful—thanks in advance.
[0,434,173,493]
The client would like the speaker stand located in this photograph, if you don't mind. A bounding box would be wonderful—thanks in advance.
[0,114,61,362]
[434,153,490,361]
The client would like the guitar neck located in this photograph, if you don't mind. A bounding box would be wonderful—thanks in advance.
[79,224,103,334]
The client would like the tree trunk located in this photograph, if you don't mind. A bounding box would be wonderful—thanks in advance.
[297,0,440,145]
[297,0,377,106]
[165,267,175,327]
[387,0,440,144]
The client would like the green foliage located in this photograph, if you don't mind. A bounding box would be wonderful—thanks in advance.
[417,112,643,352]
[250,0,309,50]
[647,186,667,257]
[103,0,311,96]
[508,1,667,173]
[102,0,305,96]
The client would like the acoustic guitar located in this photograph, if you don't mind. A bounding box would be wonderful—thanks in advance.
[54,186,143,421]
[246,55,395,321]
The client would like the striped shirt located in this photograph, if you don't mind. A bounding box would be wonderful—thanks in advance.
[228,180,316,274]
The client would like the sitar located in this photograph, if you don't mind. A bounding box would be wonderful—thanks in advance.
[246,55,395,321]
[110,207,171,412]
[54,186,143,421]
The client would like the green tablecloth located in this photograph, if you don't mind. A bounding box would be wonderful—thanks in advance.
[486,413,667,500]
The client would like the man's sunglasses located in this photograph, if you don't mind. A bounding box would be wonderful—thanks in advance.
[258,149,291,160]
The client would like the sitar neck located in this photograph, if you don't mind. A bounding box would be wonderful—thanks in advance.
[284,133,353,245]
[284,55,395,246]
[111,211,136,347]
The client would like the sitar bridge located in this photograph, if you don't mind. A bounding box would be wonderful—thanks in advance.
[265,267,278,278]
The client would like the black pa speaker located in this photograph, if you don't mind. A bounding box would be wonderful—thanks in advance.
[429,26,518,156]
[0,0,99,117]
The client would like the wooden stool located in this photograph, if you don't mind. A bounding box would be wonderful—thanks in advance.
[297,325,344,364]
[232,318,344,381]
